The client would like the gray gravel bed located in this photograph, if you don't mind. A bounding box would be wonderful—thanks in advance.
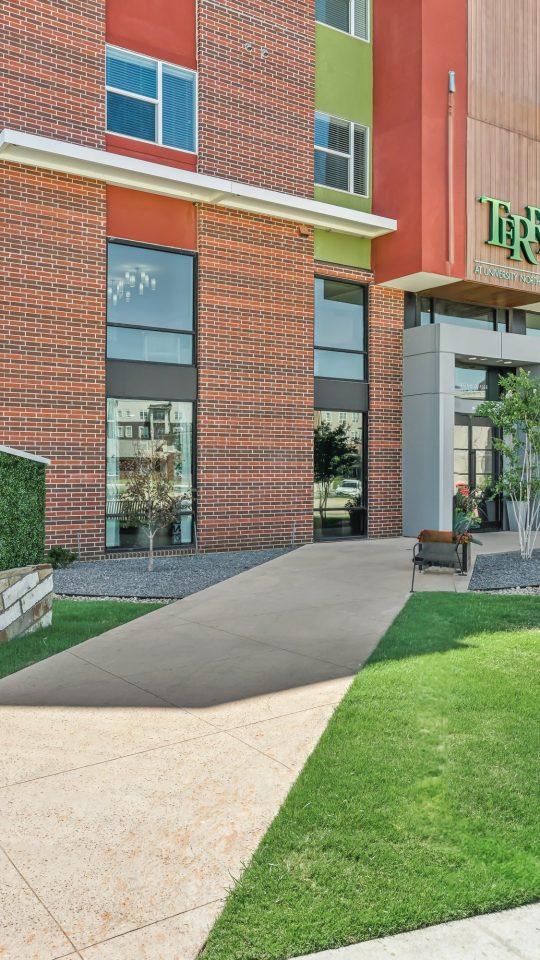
[469,550,540,592]
[53,548,294,599]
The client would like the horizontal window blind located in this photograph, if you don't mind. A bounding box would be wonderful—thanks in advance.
[106,46,196,152]
[353,0,369,40]
[106,49,157,98]
[162,66,196,152]
[106,92,156,142]
[314,112,369,197]
[353,124,369,196]
[315,0,350,32]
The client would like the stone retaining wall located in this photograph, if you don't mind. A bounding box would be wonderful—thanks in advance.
[0,564,53,643]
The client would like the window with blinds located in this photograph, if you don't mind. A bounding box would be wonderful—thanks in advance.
[315,0,369,40]
[314,112,369,197]
[106,46,197,153]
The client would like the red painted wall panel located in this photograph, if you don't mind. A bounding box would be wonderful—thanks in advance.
[372,0,467,285]
[107,186,197,250]
[106,0,196,70]
[106,134,197,172]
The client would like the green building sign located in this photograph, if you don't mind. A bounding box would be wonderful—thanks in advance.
[480,195,540,265]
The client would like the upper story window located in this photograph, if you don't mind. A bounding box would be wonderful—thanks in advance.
[106,241,195,365]
[316,0,369,41]
[106,46,196,153]
[419,298,502,332]
[315,112,369,197]
[315,277,367,380]
[526,312,540,336]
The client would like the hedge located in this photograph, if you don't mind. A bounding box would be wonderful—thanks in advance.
[0,452,46,571]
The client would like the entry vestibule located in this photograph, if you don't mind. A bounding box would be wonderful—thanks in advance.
[402,317,540,537]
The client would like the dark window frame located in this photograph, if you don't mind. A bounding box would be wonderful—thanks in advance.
[418,297,506,332]
[104,394,197,553]
[313,408,368,540]
[314,274,369,382]
[106,238,197,367]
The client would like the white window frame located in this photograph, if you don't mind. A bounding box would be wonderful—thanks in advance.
[105,44,198,154]
[315,0,370,43]
[314,111,370,198]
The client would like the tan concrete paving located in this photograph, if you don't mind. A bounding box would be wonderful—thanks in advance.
[0,534,520,958]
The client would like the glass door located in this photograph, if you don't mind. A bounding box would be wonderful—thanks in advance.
[454,415,501,530]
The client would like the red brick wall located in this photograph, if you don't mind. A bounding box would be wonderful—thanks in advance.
[197,206,314,551]
[315,261,404,538]
[197,0,315,196]
[1,162,107,558]
[367,285,404,537]
[1,0,105,148]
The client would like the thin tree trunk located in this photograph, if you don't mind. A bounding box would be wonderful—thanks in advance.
[148,532,154,572]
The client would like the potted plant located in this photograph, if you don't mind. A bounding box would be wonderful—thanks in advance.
[345,493,365,536]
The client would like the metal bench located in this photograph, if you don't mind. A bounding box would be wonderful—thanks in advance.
[411,518,476,592]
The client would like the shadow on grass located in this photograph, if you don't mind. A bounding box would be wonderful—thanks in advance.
[366,591,540,666]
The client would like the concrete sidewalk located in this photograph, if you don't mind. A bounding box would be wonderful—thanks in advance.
[0,534,521,958]
[296,903,540,960]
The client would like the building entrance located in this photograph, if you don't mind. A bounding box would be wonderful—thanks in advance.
[453,414,501,530]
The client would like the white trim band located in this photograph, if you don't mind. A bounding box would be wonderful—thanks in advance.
[0,445,51,466]
[0,128,396,239]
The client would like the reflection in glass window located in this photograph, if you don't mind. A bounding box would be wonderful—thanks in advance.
[106,398,193,550]
[313,410,365,540]
[433,301,495,330]
[526,312,540,336]
[454,365,488,400]
[107,242,194,365]
[314,278,366,381]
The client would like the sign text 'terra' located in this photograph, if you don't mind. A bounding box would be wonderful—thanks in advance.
[480,195,540,266]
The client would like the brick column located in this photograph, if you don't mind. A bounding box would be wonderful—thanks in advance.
[1,164,107,558]
[367,285,404,537]
[197,206,314,551]
[197,0,314,196]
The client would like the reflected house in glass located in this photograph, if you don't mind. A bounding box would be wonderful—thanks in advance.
[106,399,193,550]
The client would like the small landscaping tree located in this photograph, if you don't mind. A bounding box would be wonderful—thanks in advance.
[120,440,188,572]
[314,421,358,524]
[475,368,540,560]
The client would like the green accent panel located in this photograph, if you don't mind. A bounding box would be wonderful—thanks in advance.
[315,22,372,128]
[315,185,371,214]
[315,18,373,213]
[314,229,371,270]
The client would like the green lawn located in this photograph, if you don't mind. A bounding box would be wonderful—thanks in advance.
[202,593,540,960]
[0,598,163,679]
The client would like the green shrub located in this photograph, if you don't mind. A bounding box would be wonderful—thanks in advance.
[0,452,46,571]
[46,546,77,569]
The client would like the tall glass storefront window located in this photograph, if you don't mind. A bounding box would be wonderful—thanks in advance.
[314,278,366,380]
[106,241,195,364]
[313,410,365,539]
[106,398,193,549]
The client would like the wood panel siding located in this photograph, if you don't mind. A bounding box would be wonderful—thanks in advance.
[468,0,540,139]
[466,1,540,298]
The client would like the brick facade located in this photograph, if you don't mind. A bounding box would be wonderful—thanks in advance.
[197,0,315,196]
[197,206,315,550]
[1,162,107,558]
[366,285,404,538]
[1,0,105,148]
[315,261,403,538]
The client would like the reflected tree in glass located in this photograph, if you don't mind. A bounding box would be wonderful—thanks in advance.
[314,421,358,525]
